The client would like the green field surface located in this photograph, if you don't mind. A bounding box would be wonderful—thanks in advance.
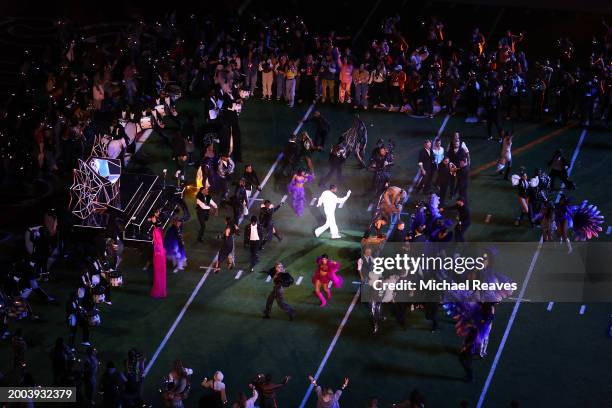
[2,98,611,408]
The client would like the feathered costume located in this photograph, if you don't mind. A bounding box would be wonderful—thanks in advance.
[443,250,513,357]
[568,200,604,241]
[340,116,368,166]
[287,172,313,217]
[312,256,343,307]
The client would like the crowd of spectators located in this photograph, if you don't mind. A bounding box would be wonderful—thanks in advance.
[0,5,610,407]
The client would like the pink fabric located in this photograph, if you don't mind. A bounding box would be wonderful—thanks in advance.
[150,227,167,298]
[312,257,343,288]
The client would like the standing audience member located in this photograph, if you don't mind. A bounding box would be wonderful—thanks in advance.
[308,375,349,408]
[83,347,99,407]
[200,371,228,407]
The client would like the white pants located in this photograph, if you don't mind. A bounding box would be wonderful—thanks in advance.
[315,210,340,238]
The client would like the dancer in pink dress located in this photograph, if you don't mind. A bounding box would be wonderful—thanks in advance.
[312,254,343,307]
[151,226,167,298]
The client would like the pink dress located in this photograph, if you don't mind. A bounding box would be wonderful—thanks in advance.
[151,227,167,298]
[312,257,343,288]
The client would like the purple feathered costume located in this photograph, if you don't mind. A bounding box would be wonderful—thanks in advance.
[287,173,313,217]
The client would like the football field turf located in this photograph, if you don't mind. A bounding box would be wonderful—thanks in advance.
[1,1,612,405]
[2,98,611,407]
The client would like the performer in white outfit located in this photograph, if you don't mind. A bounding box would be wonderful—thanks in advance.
[314,185,351,239]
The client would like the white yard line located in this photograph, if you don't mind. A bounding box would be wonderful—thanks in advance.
[476,238,543,408]
[508,297,532,302]
[546,127,587,315]
[143,102,316,377]
[299,115,451,408]
[143,258,217,377]
[555,128,586,203]
[436,114,450,138]
[297,291,361,408]
[479,128,587,407]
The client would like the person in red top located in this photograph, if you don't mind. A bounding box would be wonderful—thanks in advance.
[388,65,407,109]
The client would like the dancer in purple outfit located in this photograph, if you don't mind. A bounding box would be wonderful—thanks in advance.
[287,168,313,217]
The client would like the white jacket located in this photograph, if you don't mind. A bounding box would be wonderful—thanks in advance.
[317,190,351,213]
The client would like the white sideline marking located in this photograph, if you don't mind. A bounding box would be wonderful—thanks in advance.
[555,128,586,204]
[297,291,360,408]
[508,297,531,302]
[477,239,543,408]
[296,276,303,285]
[144,101,316,377]
[143,257,217,377]
[479,129,588,407]
[543,129,587,323]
